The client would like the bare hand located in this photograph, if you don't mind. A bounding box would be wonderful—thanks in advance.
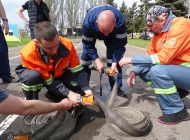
[127,72,136,87]
[81,90,94,106]
[60,98,73,110]
[25,19,29,22]
[109,62,118,76]
[67,91,80,104]
[119,57,132,67]
[95,58,104,73]
[84,90,93,96]
[2,21,9,35]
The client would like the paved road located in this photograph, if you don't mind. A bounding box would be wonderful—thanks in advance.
[0,38,190,140]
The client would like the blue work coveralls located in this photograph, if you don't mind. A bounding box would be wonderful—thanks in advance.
[81,4,127,89]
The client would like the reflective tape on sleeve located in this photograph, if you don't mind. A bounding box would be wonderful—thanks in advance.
[150,54,160,64]
[70,64,83,73]
[82,35,94,41]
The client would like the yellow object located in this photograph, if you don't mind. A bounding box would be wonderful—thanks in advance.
[135,33,140,38]
[105,68,116,75]
[13,136,29,140]
[4,24,21,42]
[82,95,94,104]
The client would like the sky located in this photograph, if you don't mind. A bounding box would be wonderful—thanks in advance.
[1,0,140,29]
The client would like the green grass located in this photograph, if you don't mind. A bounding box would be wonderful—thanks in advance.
[7,37,31,47]
[7,36,151,49]
[128,38,150,49]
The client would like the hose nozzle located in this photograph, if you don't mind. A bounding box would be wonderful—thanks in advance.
[88,64,116,75]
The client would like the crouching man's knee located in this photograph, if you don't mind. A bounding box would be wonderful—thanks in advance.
[16,65,44,85]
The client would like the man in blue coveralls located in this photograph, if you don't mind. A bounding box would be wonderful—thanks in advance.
[81,4,127,97]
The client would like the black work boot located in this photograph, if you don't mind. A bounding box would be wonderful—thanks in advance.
[2,76,19,84]
[177,88,189,98]
[117,88,127,97]
[158,107,190,125]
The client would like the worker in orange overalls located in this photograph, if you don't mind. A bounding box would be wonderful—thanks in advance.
[119,5,190,125]
[15,21,93,125]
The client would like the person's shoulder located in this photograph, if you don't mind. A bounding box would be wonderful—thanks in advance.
[59,37,73,45]
[41,0,48,6]
[59,37,74,50]
[27,0,33,4]
[22,0,29,7]
[21,40,38,55]
[172,17,189,27]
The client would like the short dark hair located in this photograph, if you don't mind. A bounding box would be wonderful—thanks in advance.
[34,21,58,43]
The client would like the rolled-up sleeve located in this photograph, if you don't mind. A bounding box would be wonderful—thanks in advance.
[0,89,9,103]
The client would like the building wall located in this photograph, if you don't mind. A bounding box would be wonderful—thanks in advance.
[4,24,21,42]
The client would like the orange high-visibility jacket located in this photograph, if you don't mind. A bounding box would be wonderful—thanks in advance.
[21,37,81,82]
[146,17,190,65]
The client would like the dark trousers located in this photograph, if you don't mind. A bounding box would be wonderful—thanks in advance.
[81,44,124,89]
[30,29,35,40]
[0,26,11,80]
[15,65,84,100]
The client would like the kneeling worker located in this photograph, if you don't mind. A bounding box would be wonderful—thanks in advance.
[119,5,190,125]
[16,21,93,125]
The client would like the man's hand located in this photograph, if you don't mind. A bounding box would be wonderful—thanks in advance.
[25,19,29,22]
[84,89,93,96]
[59,98,74,110]
[109,62,118,76]
[119,57,132,67]
[68,90,93,107]
[95,58,104,73]
[2,21,9,35]
[82,90,93,106]
[127,72,136,87]
[67,91,80,107]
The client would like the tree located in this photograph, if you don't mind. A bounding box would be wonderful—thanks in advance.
[155,0,188,17]
[135,0,154,33]
[44,0,61,25]
[140,0,153,13]
[79,1,88,23]
[134,5,146,34]
[65,0,82,34]
[119,0,127,14]
[119,1,128,26]
[127,2,138,38]
[87,0,98,8]
[106,0,117,8]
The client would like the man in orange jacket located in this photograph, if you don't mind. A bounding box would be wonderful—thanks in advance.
[119,5,190,125]
[15,21,93,125]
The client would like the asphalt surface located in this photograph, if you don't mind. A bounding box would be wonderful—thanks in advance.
[0,38,190,140]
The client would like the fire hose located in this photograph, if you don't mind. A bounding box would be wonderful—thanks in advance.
[91,65,151,136]
[8,102,84,140]
[8,66,151,140]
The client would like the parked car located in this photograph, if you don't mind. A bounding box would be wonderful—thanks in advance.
[58,31,63,37]
[139,32,153,40]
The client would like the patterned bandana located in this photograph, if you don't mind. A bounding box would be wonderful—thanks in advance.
[145,5,168,24]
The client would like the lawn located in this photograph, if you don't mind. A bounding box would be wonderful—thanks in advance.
[7,37,31,47]
[128,38,150,49]
[7,36,151,49]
